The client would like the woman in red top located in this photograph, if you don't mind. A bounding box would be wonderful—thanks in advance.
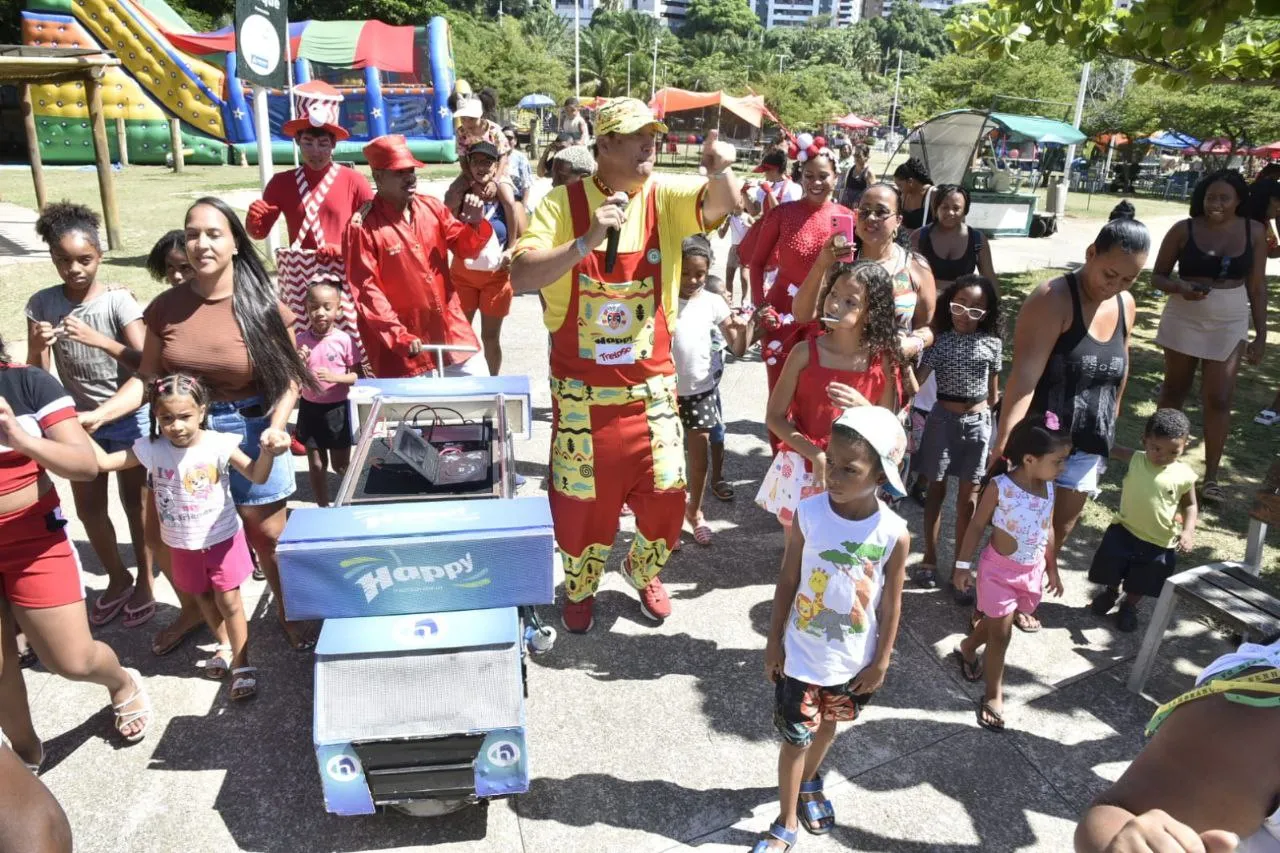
[0,347,152,770]
[758,261,905,528]
[747,152,854,399]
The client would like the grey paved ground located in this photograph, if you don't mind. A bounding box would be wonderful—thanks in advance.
[6,187,1257,852]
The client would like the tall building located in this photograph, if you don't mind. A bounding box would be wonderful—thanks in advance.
[554,0,687,26]
[754,0,844,27]
[861,0,883,18]
[879,0,981,15]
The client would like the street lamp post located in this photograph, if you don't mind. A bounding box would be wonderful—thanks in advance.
[650,27,659,100]
[626,52,633,98]
[573,0,581,97]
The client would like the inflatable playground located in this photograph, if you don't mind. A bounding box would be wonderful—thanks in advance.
[20,0,459,165]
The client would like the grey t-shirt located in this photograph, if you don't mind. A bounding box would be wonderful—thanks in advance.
[24,286,143,410]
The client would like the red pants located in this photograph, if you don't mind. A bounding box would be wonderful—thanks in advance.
[550,390,686,603]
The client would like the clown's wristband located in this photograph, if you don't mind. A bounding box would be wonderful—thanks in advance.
[574,236,589,258]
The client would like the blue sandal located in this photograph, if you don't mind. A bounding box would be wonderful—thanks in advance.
[797,777,834,834]
[750,820,798,852]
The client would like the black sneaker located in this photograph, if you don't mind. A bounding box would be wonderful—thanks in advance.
[1090,588,1120,617]
[911,566,938,589]
[1116,601,1140,633]
[952,584,975,606]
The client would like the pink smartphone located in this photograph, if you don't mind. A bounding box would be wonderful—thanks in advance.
[830,211,856,256]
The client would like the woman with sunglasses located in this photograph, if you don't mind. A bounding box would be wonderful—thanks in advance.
[796,182,937,371]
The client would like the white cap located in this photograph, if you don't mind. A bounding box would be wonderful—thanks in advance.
[454,97,484,120]
[831,406,907,497]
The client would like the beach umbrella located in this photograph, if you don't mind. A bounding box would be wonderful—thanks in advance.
[517,94,556,109]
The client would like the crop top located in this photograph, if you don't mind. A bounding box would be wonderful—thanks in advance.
[0,364,77,497]
[918,225,984,283]
[1178,217,1253,281]
[990,474,1055,565]
[921,330,1002,404]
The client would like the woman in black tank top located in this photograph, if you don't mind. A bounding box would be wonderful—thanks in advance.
[1151,169,1268,504]
[989,213,1148,631]
[911,185,998,285]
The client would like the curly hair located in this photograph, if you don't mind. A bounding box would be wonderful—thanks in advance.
[818,260,905,366]
[34,201,101,252]
[1145,407,1191,440]
[893,157,931,186]
[934,274,1003,339]
[146,230,187,282]
[1248,179,1280,223]
[1190,169,1251,218]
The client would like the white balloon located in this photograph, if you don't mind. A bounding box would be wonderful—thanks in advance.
[796,132,814,150]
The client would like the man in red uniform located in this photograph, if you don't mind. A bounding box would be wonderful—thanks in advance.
[345,134,493,378]
[246,80,372,354]
[511,98,740,633]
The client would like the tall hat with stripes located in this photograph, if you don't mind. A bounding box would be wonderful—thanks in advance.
[282,80,350,141]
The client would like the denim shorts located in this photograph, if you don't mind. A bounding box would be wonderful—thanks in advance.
[92,405,150,453]
[1056,450,1107,498]
[207,396,296,506]
[916,407,991,484]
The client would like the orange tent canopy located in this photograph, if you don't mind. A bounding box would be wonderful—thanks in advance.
[648,88,766,128]
[833,113,879,130]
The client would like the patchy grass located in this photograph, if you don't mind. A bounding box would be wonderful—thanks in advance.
[999,269,1280,585]
[0,163,459,343]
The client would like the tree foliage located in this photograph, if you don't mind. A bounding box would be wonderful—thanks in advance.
[451,14,571,104]
[681,0,762,39]
[949,0,1280,88]
[905,42,1082,125]
[867,0,954,61]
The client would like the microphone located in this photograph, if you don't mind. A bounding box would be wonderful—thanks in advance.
[605,227,620,273]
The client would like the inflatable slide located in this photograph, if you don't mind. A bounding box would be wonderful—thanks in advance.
[23,0,458,165]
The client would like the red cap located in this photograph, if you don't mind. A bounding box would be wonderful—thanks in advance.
[363,135,426,171]
[281,80,350,141]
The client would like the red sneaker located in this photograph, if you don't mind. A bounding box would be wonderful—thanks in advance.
[561,596,595,634]
[290,435,307,456]
[637,576,671,622]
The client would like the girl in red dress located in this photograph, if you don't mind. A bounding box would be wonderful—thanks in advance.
[757,261,905,529]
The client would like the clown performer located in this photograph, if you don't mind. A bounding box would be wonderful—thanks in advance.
[345,135,493,378]
[246,80,373,361]
[511,98,740,633]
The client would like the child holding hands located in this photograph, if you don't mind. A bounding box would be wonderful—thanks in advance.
[295,277,360,507]
[95,374,290,701]
[758,407,910,852]
[1088,409,1198,632]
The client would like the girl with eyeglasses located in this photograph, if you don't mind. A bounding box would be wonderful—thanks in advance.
[911,275,1004,594]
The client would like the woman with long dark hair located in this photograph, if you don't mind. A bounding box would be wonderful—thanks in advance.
[745,151,855,408]
[893,158,933,233]
[0,336,152,769]
[910,185,997,287]
[1151,170,1268,504]
[85,197,315,653]
[990,210,1147,632]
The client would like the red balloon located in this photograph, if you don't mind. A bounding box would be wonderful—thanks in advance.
[787,143,799,159]
[686,133,697,144]
[813,135,827,148]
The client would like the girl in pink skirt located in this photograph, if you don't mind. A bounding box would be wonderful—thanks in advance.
[952,414,1070,731]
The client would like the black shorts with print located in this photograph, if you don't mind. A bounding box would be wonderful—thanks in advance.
[773,674,874,747]
[678,386,723,433]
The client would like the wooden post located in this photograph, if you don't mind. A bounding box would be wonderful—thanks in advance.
[115,116,129,167]
[20,82,47,212]
[169,118,185,173]
[84,72,122,250]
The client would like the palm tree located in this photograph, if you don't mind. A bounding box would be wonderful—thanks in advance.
[522,6,569,56]
[579,28,629,97]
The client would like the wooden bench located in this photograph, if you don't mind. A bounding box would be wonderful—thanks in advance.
[1127,562,1280,695]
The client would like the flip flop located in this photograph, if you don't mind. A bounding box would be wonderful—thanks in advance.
[1200,480,1225,505]
[954,647,984,682]
[151,619,202,656]
[203,644,233,680]
[693,523,713,546]
[1014,611,1042,633]
[89,586,133,627]
[229,666,258,702]
[122,600,156,629]
[977,699,1006,731]
[711,480,735,501]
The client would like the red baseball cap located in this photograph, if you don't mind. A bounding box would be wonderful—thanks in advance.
[363,135,426,170]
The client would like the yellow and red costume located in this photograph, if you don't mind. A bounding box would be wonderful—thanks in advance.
[515,175,711,602]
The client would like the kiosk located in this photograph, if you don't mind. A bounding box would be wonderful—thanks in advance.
[278,375,555,817]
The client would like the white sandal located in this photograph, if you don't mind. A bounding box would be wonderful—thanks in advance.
[229,666,258,702]
[112,667,152,744]
[1,731,43,774]
[203,644,233,680]
[1255,408,1280,426]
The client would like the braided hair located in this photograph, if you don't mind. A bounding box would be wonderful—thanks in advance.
[148,373,210,440]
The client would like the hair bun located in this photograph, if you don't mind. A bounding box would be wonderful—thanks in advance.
[1109,200,1137,221]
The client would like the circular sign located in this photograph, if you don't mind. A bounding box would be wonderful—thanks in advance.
[486,741,521,768]
[240,13,281,76]
[325,754,360,782]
